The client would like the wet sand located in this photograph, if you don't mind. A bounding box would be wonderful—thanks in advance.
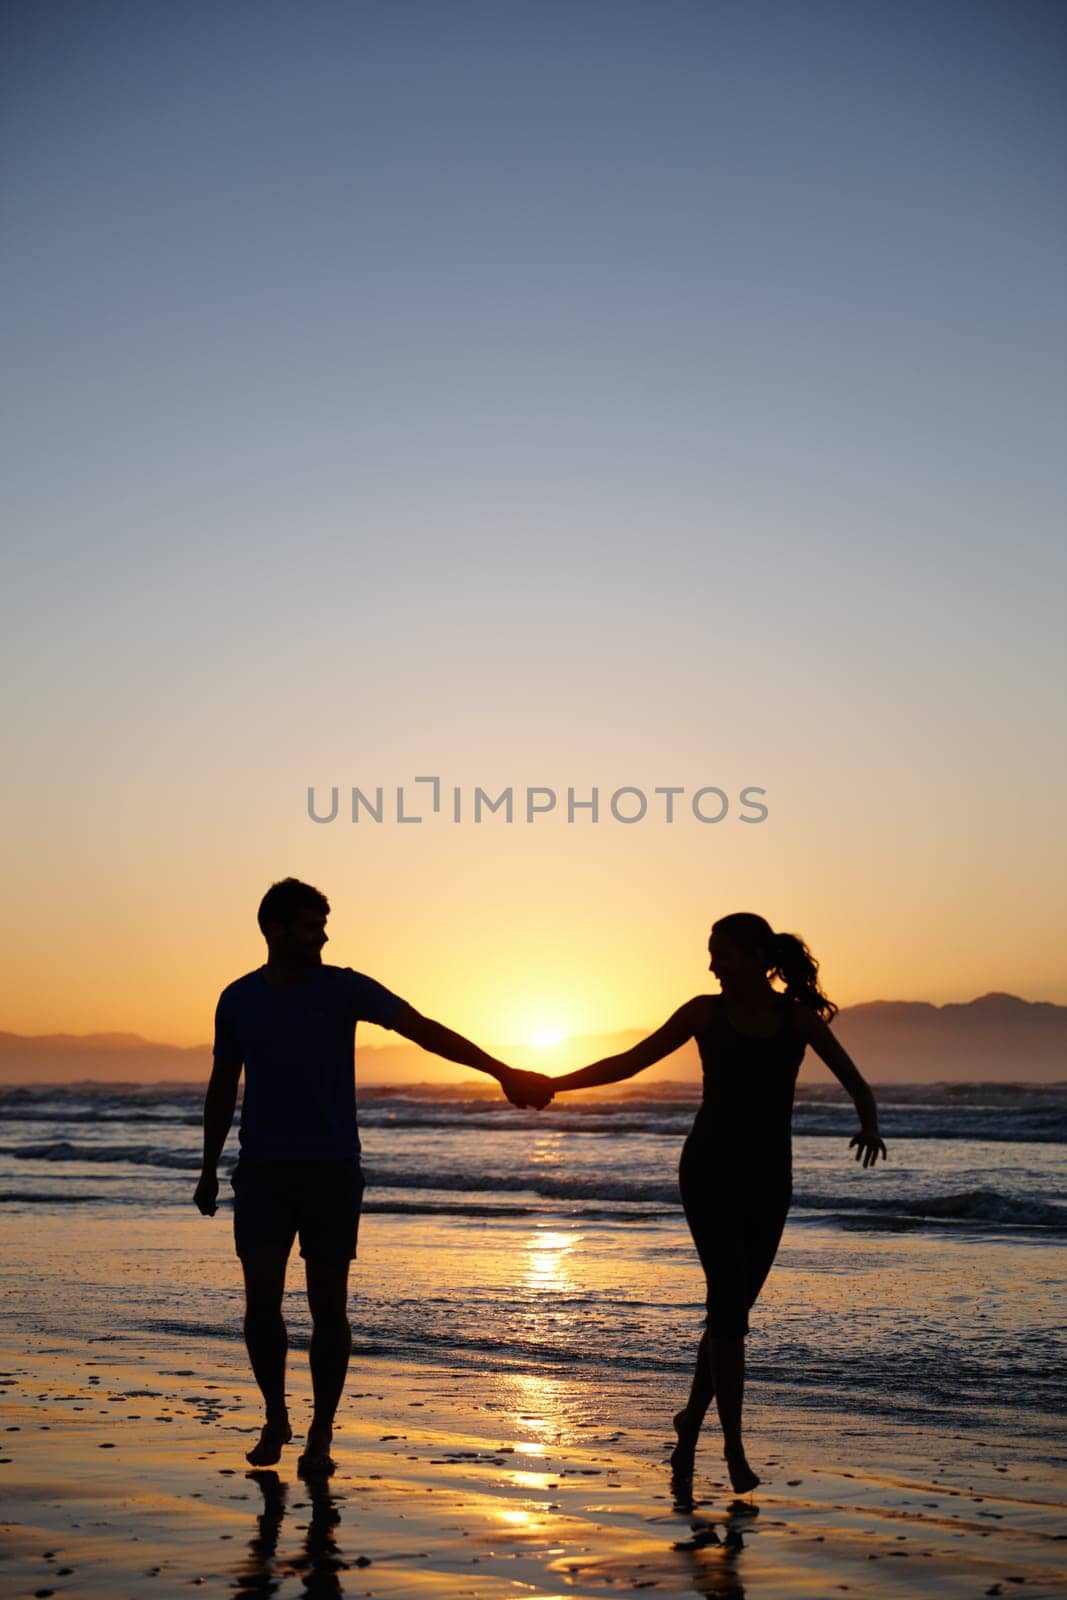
[1,1333,1065,1598]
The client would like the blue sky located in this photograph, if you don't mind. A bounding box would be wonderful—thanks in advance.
[3,1,1065,1036]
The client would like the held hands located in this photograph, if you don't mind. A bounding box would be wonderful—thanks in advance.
[849,1132,887,1168]
[193,1170,219,1216]
[498,1066,555,1110]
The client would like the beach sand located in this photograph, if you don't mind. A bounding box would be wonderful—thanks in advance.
[1,1331,1064,1599]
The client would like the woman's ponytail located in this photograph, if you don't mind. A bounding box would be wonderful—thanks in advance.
[769,930,837,1021]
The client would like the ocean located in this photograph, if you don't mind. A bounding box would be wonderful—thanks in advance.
[1,1079,1065,1450]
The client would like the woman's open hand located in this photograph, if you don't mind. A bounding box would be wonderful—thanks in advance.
[849,1132,887,1168]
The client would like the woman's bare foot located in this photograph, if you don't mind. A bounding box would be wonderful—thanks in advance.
[670,1406,699,1475]
[246,1413,292,1466]
[297,1423,336,1477]
[724,1445,760,1494]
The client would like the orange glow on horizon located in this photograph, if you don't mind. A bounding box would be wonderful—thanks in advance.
[1,825,1064,1049]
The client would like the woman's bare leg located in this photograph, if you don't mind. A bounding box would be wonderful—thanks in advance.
[670,1329,713,1474]
[710,1335,759,1492]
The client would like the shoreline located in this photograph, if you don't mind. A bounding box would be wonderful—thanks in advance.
[2,1332,1065,1598]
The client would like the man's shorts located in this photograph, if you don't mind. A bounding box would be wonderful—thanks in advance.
[230,1158,365,1263]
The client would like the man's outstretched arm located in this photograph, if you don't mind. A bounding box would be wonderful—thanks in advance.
[194,1056,242,1215]
[390,1005,552,1109]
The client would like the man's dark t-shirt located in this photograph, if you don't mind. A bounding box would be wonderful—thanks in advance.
[213,965,406,1161]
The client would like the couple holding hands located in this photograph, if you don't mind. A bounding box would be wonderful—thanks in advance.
[196,877,885,1485]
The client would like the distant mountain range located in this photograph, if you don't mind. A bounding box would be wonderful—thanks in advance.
[0,993,1063,1085]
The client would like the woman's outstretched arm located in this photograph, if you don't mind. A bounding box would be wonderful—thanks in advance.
[794,1008,887,1166]
[552,997,707,1092]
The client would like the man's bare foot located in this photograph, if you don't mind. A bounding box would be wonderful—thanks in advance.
[297,1425,336,1477]
[724,1446,760,1494]
[246,1414,292,1467]
[669,1407,699,1475]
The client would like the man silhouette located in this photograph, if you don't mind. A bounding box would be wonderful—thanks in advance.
[194,877,551,1474]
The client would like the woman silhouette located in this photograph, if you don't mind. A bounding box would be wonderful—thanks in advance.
[553,912,886,1492]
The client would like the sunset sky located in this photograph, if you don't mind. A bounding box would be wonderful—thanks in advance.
[3,1,1065,1052]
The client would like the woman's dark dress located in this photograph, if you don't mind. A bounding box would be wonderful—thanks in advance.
[679,994,807,1337]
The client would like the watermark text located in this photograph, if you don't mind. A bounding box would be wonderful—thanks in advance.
[306,777,768,826]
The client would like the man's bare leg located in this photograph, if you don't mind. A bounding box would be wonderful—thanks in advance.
[671,1328,713,1475]
[299,1259,351,1476]
[241,1247,293,1465]
[710,1335,759,1492]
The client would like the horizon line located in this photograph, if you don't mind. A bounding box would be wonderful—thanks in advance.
[0,989,1062,1054]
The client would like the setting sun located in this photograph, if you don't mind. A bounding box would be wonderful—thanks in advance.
[532,1027,565,1048]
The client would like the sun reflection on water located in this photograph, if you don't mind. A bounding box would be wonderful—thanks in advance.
[499,1369,573,1454]
[510,1469,556,1490]
[529,1133,565,1167]
[524,1228,581,1294]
